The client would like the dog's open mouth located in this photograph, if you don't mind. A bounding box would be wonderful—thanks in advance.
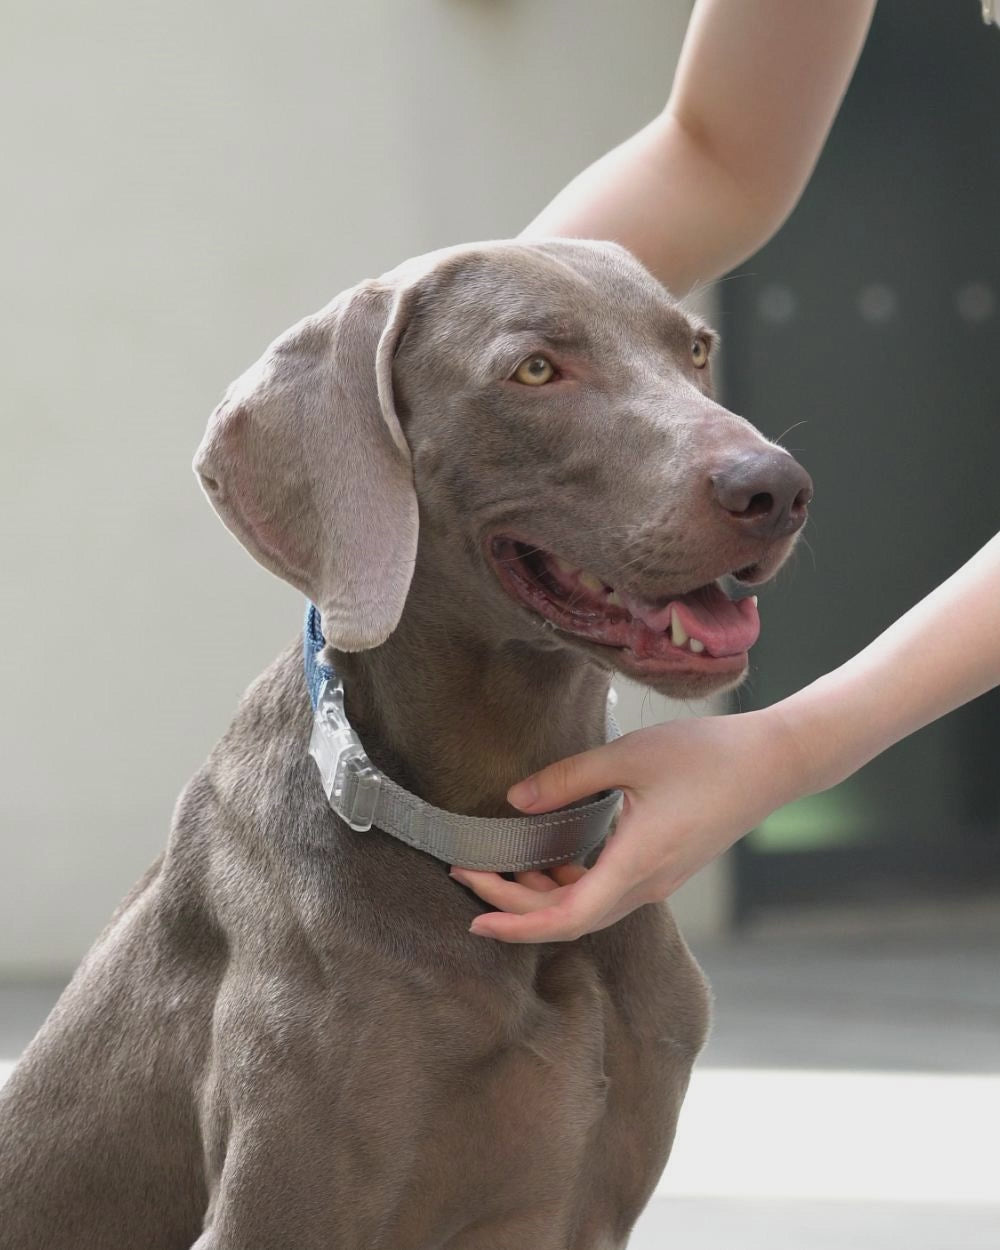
[489,536,761,673]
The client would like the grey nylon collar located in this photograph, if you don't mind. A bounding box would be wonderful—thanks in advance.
[304,605,622,872]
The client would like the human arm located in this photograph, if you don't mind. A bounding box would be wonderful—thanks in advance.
[453,532,1000,942]
[522,0,877,294]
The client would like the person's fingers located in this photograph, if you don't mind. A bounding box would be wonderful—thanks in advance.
[468,896,592,943]
[468,871,661,943]
[512,870,560,892]
[548,863,588,887]
[469,840,639,942]
[450,861,588,909]
[507,739,628,812]
[449,869,568,913]
[543,841,637,921]
[468,886,627,943]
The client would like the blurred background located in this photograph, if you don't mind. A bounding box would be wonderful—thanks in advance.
[1,2,997,1246]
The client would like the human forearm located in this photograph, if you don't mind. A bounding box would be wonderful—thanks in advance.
[522,112,776,296]
[772,532,1000,798]
[523,0,876,294]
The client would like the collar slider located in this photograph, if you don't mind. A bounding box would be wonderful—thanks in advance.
[309,676,381,832]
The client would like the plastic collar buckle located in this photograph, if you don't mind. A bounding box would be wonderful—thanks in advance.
[308,677,381,832]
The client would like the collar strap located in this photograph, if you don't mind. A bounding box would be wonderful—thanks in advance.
[303,604,622,873]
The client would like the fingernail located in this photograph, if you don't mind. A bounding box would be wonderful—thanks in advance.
[507,778,539,810]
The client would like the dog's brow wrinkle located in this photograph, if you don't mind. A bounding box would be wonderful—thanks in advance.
[660,316,702,350]
[496,317,592,347]
[483,332,592,378]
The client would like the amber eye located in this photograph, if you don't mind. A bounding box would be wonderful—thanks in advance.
[513,355,556,386]
[691,336,710,369]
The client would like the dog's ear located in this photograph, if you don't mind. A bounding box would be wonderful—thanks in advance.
[194,278,420,651]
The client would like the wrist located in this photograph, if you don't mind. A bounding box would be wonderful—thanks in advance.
[751,694,838,808]
[763,666,889,801]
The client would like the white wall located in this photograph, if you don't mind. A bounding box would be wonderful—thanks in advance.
[0,0,723,977]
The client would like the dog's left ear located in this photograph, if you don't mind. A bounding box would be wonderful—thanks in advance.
[194,276,421,651]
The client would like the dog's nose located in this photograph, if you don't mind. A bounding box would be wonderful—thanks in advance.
[711,451,813,539]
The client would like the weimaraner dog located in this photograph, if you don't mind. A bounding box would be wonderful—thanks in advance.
[0,239,811,1249]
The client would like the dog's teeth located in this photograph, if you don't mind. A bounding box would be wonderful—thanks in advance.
[606,590,624,606]
[578,571,604,594]
[751,595,758,606]
[670,608,688,647]
[550,555,577,579]
[689,638,705,653]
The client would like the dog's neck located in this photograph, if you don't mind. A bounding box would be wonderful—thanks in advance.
[333,613,612,819]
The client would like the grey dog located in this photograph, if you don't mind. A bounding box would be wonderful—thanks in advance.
[0,239,810,1249]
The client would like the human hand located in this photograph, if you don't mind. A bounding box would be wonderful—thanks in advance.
[450,706,804,943]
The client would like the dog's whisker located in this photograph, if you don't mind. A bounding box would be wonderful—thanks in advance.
[798,533,818,574]
[640,687,653,729]
[680,267,757,305]
[772,419,809,448]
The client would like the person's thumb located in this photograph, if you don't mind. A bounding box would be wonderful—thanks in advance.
[507,740,623,813]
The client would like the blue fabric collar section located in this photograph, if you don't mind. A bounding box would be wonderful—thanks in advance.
[304,603,333,711]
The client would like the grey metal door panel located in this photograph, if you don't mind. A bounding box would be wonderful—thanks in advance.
[721,0,1000,910]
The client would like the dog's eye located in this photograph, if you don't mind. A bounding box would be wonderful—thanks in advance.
[691,336,710,369]
[513,355,556,386]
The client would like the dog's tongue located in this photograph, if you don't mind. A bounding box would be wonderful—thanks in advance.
[621,582,760,657]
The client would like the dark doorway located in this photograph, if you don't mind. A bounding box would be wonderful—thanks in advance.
[719,1,1000,918]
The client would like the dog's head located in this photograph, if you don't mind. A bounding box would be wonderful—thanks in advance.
[196,239,810,698]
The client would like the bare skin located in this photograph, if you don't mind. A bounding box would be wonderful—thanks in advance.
[456,0,1000,941]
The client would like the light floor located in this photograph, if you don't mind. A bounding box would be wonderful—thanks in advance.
[2,897,998,1249]
[633,897,1000,1248]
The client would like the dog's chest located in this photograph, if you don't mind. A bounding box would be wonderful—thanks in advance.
[200,794,709,1247]
[289,907,709,1249]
